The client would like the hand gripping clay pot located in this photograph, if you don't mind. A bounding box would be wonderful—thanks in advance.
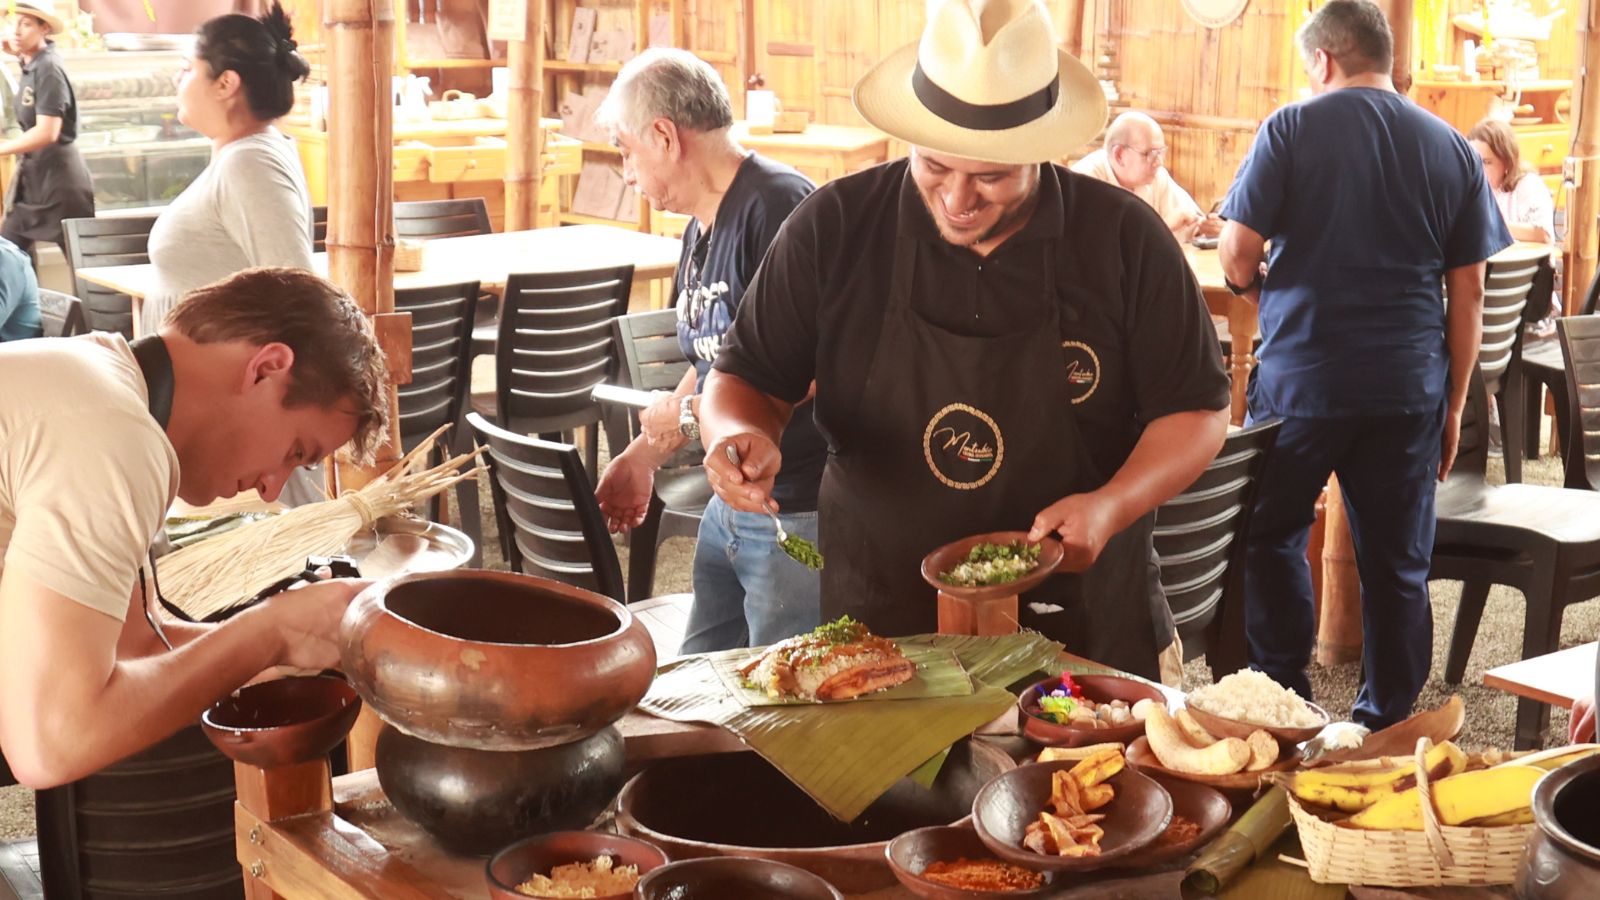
[340,570,656,751]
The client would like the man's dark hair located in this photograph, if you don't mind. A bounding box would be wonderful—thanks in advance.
[1297,0,1394,78]
[194,1,310,121]
[165,267,390,462]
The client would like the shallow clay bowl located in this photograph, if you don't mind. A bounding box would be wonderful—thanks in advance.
[1125,736,1298,796]
[971,762,1172,872]
[1018,675,1167,748]
[885,826,1054,899]
[1184,699,1331,749]
[1107,773,1232,868]
[339,569,656,751]
[485,831,668,900]
[920,531,1064,602]
[634,857,844,900]
[201,674,360,769]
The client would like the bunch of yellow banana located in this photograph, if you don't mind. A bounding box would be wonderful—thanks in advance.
[1285,741,1468,812]
[1345,764,1545,830]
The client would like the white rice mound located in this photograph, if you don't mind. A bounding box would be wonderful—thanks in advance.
[1187,669,1323,728]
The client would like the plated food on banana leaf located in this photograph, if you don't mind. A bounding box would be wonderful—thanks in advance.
[737,616,916,702]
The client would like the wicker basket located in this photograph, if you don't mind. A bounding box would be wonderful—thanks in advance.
[1287,738,1533,886]
[394,239,425,272]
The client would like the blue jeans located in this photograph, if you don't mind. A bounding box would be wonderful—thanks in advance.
[1243,404,1443,730]
[680,494,822,653]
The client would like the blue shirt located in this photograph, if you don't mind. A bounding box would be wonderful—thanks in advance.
[0,237,40,342]
[1221,87,1511,417]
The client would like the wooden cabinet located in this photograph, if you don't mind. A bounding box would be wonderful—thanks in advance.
[1413,78,1572,206]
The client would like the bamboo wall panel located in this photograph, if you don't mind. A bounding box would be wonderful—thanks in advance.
[751,0,822,117]
[684,0,745,115]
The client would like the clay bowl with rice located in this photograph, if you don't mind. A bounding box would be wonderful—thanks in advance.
[484,831,667,900]
[1182,670,1330,751]
[885,825,1054,899]
[1017,674,1166,748]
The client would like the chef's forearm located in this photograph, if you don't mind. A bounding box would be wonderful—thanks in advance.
[0,119,61,157]
[1091,408,1228,533]
[699,368,795,449]
[1218,220,1266,295]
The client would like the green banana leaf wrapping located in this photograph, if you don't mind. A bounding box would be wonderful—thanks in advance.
[639,632,1064,821]
[1184,785,1294,894]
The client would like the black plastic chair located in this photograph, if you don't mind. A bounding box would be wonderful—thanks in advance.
[1521,260,1596,468]
[395,197,493,240]
[601,309,713,604]
[465,411,626,602]
[468,264,631,477]
[1433,360,1600,748]
[37,288,86,338]
[62,214,159,338]
[1561,315,1600,491]
[1154,420,1281,680]
[1475,251,1551,483]
[393,281,478,530]
[311,204,328,254]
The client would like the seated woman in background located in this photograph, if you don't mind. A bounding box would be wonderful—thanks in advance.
[144,2,322,504]
[1468,118,1555,246]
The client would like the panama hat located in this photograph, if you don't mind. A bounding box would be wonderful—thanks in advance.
[853,0,1106,165]
[8,3,66,34]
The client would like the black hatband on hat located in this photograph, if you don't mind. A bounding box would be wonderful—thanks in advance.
[910,61,1059,131]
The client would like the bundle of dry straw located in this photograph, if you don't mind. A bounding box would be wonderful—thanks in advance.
[157,426,482,621]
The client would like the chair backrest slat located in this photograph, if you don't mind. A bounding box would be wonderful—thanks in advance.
[1477,256,1544,392]
[62,215,159,338]
[1559,315,1600,490]
[466,412,625,602]
[494,266,631,429]
[395,281,478,454]
[395,198,493,240]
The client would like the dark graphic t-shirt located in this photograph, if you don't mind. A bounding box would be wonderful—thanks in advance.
[674,153,828,511]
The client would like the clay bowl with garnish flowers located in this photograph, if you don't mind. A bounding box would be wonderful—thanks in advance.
[1017,673,1167,748]
[920,532,1064,603]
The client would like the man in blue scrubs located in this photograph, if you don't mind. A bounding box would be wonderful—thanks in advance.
[1219,0,1510,728]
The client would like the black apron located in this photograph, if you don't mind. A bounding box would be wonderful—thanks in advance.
[816,233,1171,680]
[4,48,94,247]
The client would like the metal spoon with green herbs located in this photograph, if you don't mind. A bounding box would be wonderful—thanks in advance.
[724,445,824,570]
[938,540,1041,587]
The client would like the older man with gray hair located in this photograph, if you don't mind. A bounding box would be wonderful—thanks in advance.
[1072,111,1218,240]
[593,48,825,653]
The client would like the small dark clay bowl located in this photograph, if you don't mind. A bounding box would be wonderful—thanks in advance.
[920,531,1065,602]
[1018,674,1168,748]
[201,674,361,769]
[885,826,1053,899]
[971,762,1172,872]
[1111,773,1232,867]
[485,831,668,900]
[634,857,844,900]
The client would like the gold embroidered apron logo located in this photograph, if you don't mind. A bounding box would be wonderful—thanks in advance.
[923,403,1004,490]
[1060,340,1100,404]
[19,87,32,108]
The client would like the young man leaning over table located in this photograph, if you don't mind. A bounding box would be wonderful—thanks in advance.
[695,0,1229,684]
[591,48,826,654]
[0,267,387,788]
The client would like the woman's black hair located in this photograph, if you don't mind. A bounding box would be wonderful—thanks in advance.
[194,1,311,122]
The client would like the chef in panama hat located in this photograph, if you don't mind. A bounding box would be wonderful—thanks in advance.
[692,0,1231,683]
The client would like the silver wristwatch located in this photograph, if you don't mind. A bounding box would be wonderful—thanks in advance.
[678,394,700,440]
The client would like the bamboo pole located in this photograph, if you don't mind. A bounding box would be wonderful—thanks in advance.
[1569,0,1600,316]
[325,0,401,772]
[1059,0,1088,61]
[1377,0,1415,94]
[505,1,545,231]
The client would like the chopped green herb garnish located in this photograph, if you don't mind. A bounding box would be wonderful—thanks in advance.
[781,534,825,570]
[938,540,1042,587]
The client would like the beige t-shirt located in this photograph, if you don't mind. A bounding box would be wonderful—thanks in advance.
[1071,148,1205,232]
[0,334,180,619]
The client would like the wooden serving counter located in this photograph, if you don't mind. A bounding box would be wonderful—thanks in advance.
[280,117,581,232]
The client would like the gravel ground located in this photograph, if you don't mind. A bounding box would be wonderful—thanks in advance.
[1,421,1584,840]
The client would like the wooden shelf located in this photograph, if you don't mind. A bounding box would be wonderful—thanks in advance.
[401,58,501,69]
[545,60,624,75]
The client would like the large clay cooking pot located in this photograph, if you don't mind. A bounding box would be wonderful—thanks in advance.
[341,569,655,750]
[1516,754,1600,899]
[376,724,626,857]
[615,738,1014,894]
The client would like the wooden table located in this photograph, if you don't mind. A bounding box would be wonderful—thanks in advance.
[1484,640,1595,743]
[1184,245,1252,426]
[732,122,891,185]
[73,225,683,337]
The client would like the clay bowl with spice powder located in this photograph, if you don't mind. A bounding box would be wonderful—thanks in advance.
[886,825,1053,898]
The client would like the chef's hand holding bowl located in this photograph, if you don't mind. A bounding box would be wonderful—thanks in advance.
[253,577,370,673]
[704,432,783,514]
[1027,491,1120,573]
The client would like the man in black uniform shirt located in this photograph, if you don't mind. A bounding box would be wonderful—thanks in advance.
[0,3,94,259]
[697,0,1230,681]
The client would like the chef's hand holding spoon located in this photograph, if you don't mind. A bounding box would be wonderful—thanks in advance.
[704,432,783,515]
[1028,492,1119,573]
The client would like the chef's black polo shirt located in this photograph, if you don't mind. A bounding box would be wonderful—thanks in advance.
[18,43,77,141]
[714,158,1230,481]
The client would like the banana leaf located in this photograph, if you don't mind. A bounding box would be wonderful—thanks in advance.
[639,631,1063,821]
[711,642,972,707]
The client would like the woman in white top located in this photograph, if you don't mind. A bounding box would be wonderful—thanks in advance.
[1468,117,1555,245]
[147,2,322,503]
[142,2,312,334]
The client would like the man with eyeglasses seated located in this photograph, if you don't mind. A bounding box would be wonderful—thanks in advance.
[1071,110,1220,241]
